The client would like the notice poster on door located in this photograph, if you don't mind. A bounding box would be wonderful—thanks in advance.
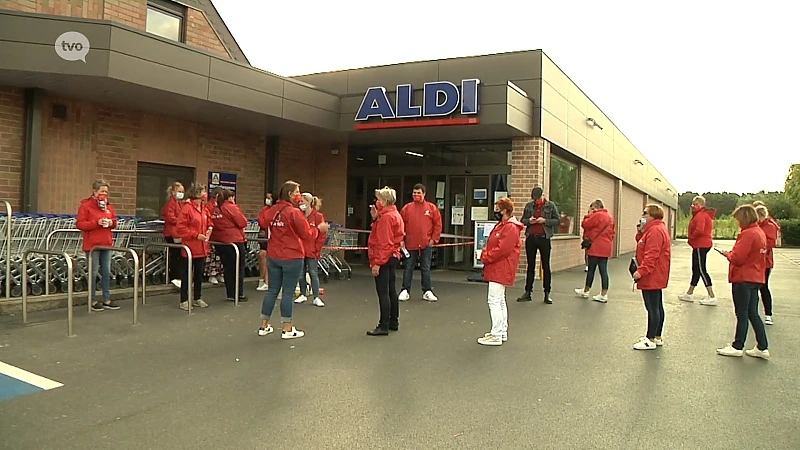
[494,191,508,202]
[451,206,465,225]
[473,221,497,269]
[208,171,237,194]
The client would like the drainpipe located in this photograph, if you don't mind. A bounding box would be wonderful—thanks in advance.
[22,89,44,213]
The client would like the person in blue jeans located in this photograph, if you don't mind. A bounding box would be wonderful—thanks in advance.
[76,179,120,311]
[258,181,329,339]
[295,193,327,307]
[398,184,442,302]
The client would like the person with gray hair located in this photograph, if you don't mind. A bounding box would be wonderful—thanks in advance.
[366,186,405,336]
[756,205,779,325]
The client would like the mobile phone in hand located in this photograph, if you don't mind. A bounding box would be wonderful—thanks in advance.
[713,247,724,255]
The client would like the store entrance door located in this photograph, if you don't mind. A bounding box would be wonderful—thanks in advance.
[445,175,496,270]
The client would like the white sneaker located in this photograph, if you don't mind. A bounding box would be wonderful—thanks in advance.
[633,337,657,350]
[422,291,438,302]
[256,281,268,291]
[574,288,589,299]
[171,279,181,288]
[294,286,301,296]
[294,295,307,304]
[192,299,208,308]
[584,266,589,272]
[716,344,743,357]
[477,335,503,346]
[180,301,189,311]
[653,337,664,346]
[699,297,717,306]
[208,276,219,285]
[484,332,508,342]
[678,294,695,302]
[592,294,608,303]
[745,347,771,360]
[398,290,410,301]
[312,298,325,307]
[281,327,305,339]
[257,325,273,336]
[218,275,225,283]
[765,315,773,325]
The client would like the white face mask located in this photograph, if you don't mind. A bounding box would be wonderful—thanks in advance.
[639,217,648,226]
[265,199,272,206]
[299,204,308,212]
[176,192,184,200]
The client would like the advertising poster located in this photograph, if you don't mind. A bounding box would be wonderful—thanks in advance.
[208,171,237,194]
[473,220,496,269]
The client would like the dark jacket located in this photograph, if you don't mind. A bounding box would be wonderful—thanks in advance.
[520,199,560,238]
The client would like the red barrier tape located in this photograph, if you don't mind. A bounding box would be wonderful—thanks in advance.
[331,226,472,240]
[323,241,475,251]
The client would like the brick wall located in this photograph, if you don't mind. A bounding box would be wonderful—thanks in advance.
[103,0,146,29]
[276,139,348,225]
[510,137,545,276]
[38,94,267,217]
[185,8,230,58]
[0,87,24,210]
[578,164,618,255]
[0,0,99,17]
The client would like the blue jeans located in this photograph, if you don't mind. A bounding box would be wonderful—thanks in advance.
[732,282,768,350]
[261,258,304,323]
[298,258,320,298]
[402,246,433,293]
[585,256,609,290]
[90,249,111,303]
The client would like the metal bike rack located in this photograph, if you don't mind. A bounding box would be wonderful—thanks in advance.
[209,241,241,305]
[142,242,193,314]
[44,228,160,296]
[87,246,140,325]
[21,249,75,337]
[1,200,11,299]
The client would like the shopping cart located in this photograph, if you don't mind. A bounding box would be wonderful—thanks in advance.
[319,224,355,280]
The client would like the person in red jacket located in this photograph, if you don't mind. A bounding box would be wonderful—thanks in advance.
[716,205,770,359]
[210,189,249,303]
[77,179,120,312]
[680,195,717,305]
[256,192,273,291]
[398,184,442,303]
[575,200,616,303]
[756,205,779,325]
[631,204,671,350]
[175,183,212,311]
[258,181,328,339]
[202,188,224,285]
[476,197,524,346]
[295,193,327,307]
[161,181,185,289]
[367,186,405,336]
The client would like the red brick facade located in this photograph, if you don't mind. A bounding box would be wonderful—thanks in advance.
[0,0,230,58]
[0,87,24,210]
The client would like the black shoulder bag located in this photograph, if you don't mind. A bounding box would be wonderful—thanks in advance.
[581,220,611,250]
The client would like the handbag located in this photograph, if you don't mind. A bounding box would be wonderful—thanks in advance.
[581,219,611,250]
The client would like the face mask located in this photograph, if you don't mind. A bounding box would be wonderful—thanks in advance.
[493,210,503,221]
[639,217,648,226]
[692,204,702,212]
[265,199,272,206]
[176,192,184,200]
[293,192,302,204]
[96,193,107,209]
[96,192,107,201]
[299,204,308,212]
[200,193,208,202]
[412,193,423,203]
[375,201,384,211]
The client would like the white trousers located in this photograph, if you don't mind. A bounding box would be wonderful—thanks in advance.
[487,282,508,337]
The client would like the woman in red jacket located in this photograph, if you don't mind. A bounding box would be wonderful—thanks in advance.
[477,197,524,346]
[366,186,405,336]
[210,189,249,303]
[755,205,778,325]
[716,205,770,359]
[575,199,616,303]
[632,204,671,350]
[161,182,185,289]
[680,195,717,305]
[202,187,224,285]
[295,193,327,307]
[175,183,211,311]
[259,181,328,339]
[77,179,120,312]
[256,192,273,291]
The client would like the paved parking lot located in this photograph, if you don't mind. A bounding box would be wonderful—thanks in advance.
[1,241,799,449]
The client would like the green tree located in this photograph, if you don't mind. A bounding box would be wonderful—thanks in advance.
[701,192,740,216]
[678,191,699,215]
[785,164,800,203]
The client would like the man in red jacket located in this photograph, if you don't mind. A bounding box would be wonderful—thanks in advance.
[398,184,442,302]
[76,179,120,312]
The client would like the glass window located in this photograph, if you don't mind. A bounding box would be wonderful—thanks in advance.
[549,155,579,235]
[146,3,183,42]
[136,162,195,221]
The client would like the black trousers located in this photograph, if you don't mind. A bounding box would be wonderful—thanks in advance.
[165,236,183,282]
[180,258,205,302]
[732,282,768,350]
[216,242,246,299]
[760,268,773,316]
[642,289,665,340]
[690,248,713,287]
[524,235,552,293]
[374,257,399,330]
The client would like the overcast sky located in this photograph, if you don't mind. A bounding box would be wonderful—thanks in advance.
[213,0,798,195]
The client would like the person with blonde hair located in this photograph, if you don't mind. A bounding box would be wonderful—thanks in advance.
[161,182,185,289]
[575,199,616,303]
[716,205,770,359]
[175,183,211,311]
[295,193,327,307]
[77,179,120,311]
[679,195,717,305]
[366,186,405,336]
[756,205,779,325]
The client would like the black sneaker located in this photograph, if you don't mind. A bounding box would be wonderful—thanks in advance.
[238,295,248,302]
[389,323,399,331]
[516,292,532,302]
[543,294,553,305]
[91,303,104,312]
[367,327,389,336]
[103,301,121,310]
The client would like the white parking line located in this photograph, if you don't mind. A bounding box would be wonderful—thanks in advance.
[0,361,63,390]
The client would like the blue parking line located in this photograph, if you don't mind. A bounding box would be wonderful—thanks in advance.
[0,373,44,402]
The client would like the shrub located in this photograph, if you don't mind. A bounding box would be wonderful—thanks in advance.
[779,219,800,247]
[676,215,740,240]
